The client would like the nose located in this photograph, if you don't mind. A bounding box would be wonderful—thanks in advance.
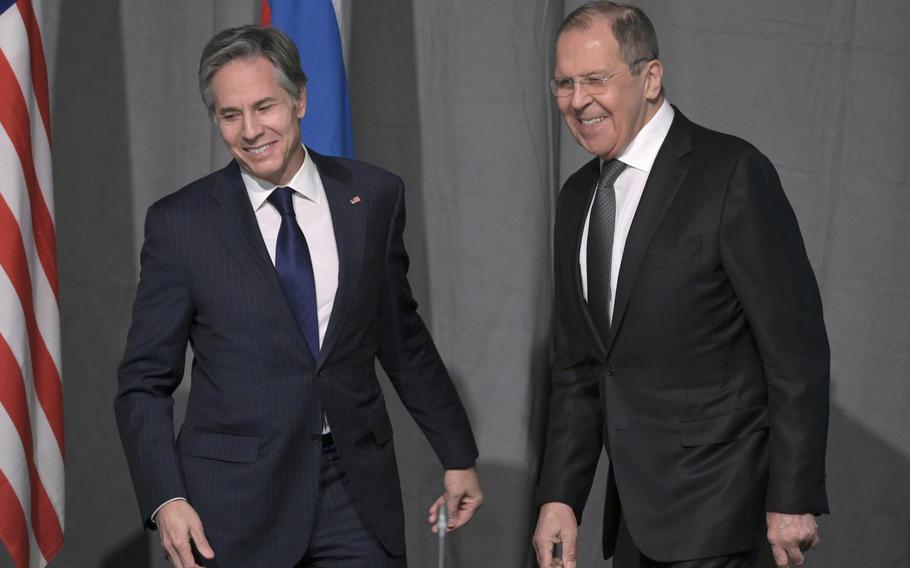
[240,111,263,141]
[569,83,592,110]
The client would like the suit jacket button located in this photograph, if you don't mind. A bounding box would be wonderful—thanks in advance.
[606,365,617,376]
[311,433,321,444]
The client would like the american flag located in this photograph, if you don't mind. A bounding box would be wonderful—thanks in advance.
[0,0,65,567]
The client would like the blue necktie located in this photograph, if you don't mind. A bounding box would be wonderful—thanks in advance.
[268,187,320,358]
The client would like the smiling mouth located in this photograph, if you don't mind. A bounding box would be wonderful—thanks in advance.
[247,143,274,155]
[579,116,607,126]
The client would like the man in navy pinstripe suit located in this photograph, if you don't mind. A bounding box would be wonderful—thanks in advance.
[115,26,482,568]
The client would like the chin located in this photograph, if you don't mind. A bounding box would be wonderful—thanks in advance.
[574,137,607,157]
[249,160,279,176]
[581,143,606,158]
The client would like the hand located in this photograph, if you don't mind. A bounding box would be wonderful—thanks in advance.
[533,502,577,567]
[428,466,483,532]
[766,511,820,567]
[156,500,215,568]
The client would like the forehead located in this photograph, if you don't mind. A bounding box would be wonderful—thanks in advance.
[210,56,286,107]
[555,17,623,76]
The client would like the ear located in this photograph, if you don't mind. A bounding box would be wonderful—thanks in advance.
[296,86,307,119]
[643,59,664,100]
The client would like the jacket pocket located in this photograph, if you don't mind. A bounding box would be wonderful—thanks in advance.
[370,412,393,446]
[185,429,260,463]
[681,405,768,447]
[641,236,701,271]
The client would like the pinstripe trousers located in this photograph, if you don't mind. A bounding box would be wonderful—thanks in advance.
[296,438,407,567]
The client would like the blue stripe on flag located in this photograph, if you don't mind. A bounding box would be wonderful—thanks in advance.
[269,0,354,158]
[0,0,17,16]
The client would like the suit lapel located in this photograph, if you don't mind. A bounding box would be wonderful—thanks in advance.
[308,151,363,370]
[208,162,311,353]
[567,158,609,356]
[608,110,692,354]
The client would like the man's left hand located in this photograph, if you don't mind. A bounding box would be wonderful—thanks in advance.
[766,511,820,567]
[428,466,483,532]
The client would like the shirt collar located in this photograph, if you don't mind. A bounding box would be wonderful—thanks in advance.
[241,145,322,211]
[610,99,674,174]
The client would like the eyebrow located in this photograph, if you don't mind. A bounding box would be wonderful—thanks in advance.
[217,96,282,115]
[555,68,615,78]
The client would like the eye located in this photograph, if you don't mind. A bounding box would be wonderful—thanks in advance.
[553,77,574,90]
[257,103,276,113]
[582,75,609,86]
[220,112,240,123]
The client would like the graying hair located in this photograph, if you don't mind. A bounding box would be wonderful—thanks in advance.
[198,25,308,117]
[558,1,659,75]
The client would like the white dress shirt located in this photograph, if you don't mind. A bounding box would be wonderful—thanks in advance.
[243,147,339,438]
[241,147,339,347]
[579,100,674,320]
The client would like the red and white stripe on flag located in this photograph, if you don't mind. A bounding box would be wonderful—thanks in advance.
[0,0,64,567]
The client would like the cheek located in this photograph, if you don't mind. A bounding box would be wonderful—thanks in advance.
[560,112,580,135]
[220,129,240,150]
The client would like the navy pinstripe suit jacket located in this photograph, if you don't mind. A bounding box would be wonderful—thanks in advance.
[116,151,478,567]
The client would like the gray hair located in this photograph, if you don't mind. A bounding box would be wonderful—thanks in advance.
[198,25,308,117]
[558,1,659,75]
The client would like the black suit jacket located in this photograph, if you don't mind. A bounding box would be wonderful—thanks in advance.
[115,151,478,567]
[538,109,830,562]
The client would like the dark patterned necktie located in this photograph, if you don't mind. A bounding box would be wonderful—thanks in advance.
[587,159,627,344]
[268,187,320,357]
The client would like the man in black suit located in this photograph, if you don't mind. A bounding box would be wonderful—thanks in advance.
[532,3,829,567]
[116,26,481,568]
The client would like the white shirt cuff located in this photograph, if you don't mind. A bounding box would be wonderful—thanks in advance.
[150,497,188,526]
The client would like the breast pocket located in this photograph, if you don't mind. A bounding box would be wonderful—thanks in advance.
[640,236,701,272]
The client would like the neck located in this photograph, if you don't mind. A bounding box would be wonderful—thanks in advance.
[276,144,306,186]
[641,95,664,128]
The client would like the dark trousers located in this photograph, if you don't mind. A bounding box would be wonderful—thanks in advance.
[296,436,407,567]
[613,515,762,568]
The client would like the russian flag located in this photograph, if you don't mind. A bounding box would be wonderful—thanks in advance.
[262,0,354,158]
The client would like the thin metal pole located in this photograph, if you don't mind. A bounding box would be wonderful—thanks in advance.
[436,503,448,568]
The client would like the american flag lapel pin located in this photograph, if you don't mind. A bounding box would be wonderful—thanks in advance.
[350,195,362,206]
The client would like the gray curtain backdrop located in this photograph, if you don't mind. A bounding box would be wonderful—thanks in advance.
[3,1,905,566]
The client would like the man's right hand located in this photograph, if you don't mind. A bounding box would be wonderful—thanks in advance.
[156,500,215,568]
[532,502,578,567]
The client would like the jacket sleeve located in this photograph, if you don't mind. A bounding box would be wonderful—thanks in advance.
[376,178,479,470]
[535,181,604,523]
[114,201,193,527]
[720,148,830,514]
